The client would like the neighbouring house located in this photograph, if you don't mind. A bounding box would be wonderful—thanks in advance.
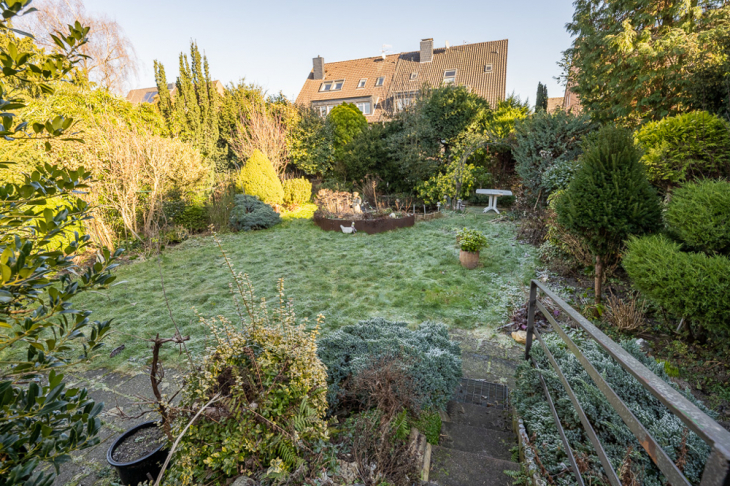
[296,38,508,121]
[562,69,582,113]
[546,97,563,113]
[126,80,226,104]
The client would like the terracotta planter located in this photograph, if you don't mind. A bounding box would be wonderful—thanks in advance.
[459,250,480,269]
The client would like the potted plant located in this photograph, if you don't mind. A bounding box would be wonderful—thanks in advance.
[457,228,488,269]
[107,334,189,485]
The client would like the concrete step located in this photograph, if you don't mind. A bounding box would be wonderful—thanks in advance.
[440,422,516,461]
[446,401,512,432]
[429,445,520,486]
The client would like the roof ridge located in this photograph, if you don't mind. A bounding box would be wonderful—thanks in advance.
[321,39,508,65]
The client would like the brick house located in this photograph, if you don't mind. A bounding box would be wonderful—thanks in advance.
[295,38,508,121]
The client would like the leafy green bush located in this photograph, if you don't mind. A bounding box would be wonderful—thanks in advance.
[164,194,210,233]
[635,111,730,192]
[328,103,367,155]
[623,235,730,331]
[229,194,280,231]
[417,161,477,205]
[457,228,488,252]
[665,179,730,255]
[555,125,662,303]
[282,177,312,208]
[171,274,329,483]
[317,318,461,413]
[513,109,596,201]
[236,149,284,205]
[513,331,713,486]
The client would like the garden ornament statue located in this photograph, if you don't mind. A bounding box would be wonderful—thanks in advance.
[352,192,362,214]
[340,222,357,234]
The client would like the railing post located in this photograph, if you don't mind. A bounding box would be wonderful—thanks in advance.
[525,280,536,360]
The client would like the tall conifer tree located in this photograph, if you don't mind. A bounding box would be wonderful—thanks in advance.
[535,82,548,111]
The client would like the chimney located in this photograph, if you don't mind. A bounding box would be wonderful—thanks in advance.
[313,56,325,80]
[420,38,433,63]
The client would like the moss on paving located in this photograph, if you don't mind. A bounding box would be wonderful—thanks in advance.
[78,211,537,369]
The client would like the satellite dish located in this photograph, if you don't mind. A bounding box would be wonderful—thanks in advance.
[445,40,450,49]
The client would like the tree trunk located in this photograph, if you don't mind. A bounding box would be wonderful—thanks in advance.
[595,254,603,306]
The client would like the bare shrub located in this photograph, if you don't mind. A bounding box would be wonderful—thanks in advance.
[605,292,646,332]
[344,358,420,486]
[314,189,353,217]
[231,101,290,176]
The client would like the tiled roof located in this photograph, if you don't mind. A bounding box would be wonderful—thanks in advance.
[296,39,509,121]
[388,40,508,110]
[546,97,563,113]
[126,81,225,104]
[295,54,400,121]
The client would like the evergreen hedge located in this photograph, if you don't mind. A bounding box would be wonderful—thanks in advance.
[317,318,461,413]
[514,331,713,486]
[623,235,730,331]
[635,111,730,192]
[229,194,280,231]
[282,178,312,208]
[236,149,284,205]
[665,179,730,255]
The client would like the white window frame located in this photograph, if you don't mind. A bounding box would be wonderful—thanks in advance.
[356,102,372,115]
[357,78,367,88]
[319,81,333,92]
[332,79,344,91]
[410,72,418,81]
[484,64,493,73]
[375,76,385,87]
[443,69,457,84]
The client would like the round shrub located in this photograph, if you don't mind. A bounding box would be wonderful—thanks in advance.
[317,318,461,413]
[457,228,488,252]
[282,177,312,208]
[665,179,730,255]
[229,194,280,231]
[236,149,284,205]
[172,291,329,482]
[623,234,730,331]
[635,111,730,191]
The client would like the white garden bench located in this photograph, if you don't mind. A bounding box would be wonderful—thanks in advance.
[476,189,513,214]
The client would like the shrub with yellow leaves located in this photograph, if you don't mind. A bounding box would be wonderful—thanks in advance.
[169,239,329,485]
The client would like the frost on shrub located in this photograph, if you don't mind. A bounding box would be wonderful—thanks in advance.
[513,332,713,486]
[623,235,730,332]
[171,273,329,484]
[317,318,461,413]
[282,177,312,209]
[635,111,730,192]
[665,179,730,256]
[229,194,280,231]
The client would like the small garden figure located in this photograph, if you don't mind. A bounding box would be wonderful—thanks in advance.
[352,191,362,213]
[457,228,489,269]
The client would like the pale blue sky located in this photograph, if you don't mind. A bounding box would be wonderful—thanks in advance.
[86,0,576,107]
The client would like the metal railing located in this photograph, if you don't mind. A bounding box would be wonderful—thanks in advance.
[524,279,730,486]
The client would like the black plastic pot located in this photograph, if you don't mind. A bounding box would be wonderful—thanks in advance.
[107,421,169,485]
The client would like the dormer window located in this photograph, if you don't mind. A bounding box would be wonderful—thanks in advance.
[375,76,385,87]
[443,69,457,84]
[357,78,367,88]
[319,80,344,92]
[484,64,493,73]
[410,72,418,81]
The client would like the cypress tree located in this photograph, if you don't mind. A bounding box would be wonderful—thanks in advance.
[535,82,548,111]
[153,60,174,131]
[555,125,662,305]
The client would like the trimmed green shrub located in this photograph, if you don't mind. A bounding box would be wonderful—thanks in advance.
[555,125,662,304]
[229,194,280,231]
[236,149,284,205]
[457,228,488,252]
[635,111,730,192]
[317,318,461,413]
[623,235,730,331]
[513,109,596,201]
[665,180,730,255]
[282,177,312,208]
[328,102,367,153]
[513,331,713,486]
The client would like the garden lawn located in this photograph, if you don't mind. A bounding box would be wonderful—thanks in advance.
[79,210,537,369]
